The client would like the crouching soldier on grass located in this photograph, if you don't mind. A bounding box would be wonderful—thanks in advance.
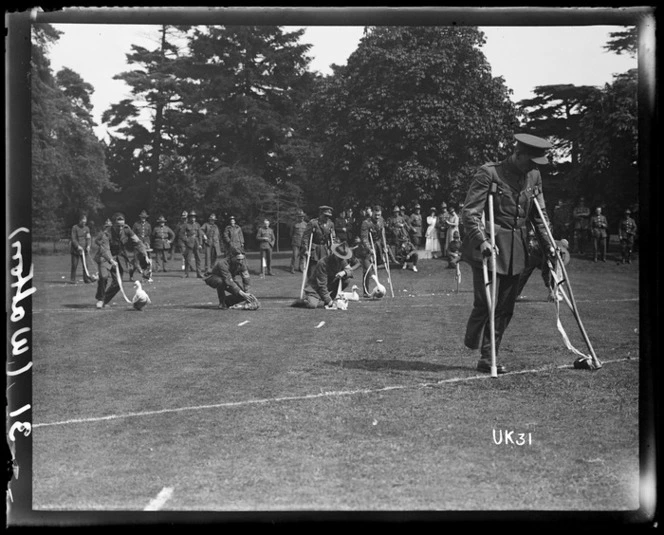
[204,248,256,309]
[292,242,354,309]
[95,212,152,309]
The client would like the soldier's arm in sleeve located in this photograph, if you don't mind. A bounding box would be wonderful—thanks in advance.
[360,220,371,250]
[461,167,493,254]
[219,262,245,297]
[301,222,313,254]
[96,232,114,264]
[71,226,82,251]
[269,229,275,248]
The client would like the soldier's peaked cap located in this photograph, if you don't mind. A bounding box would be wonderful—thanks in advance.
[319,205,333,215]
[188,210,197,216]
[514,133,552,165]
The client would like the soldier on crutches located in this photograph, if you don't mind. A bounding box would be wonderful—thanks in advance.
[460,133,558,375]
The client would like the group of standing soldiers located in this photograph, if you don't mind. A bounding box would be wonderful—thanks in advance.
[552,198,638,264]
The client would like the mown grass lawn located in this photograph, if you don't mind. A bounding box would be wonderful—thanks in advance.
[28,247,646,520]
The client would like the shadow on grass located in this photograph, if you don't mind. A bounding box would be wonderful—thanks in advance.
[326,358,469,373]
[62,303,101,309]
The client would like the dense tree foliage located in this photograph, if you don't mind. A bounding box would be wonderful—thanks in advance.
[304,26,519,210]
[32,23,638,244]
[32,23,115,240]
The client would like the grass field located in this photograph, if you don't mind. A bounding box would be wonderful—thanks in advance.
[28,245,646,519]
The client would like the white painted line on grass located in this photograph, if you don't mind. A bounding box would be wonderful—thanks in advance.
[144,486,174,511]
[32,358,636,429]
[238,320,249,326]
[315,321,325,328]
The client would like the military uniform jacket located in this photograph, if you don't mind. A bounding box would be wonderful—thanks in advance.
[573,205,590,230]
[201,223,222,251]
[590,214,608,238]
[223,225,245,252]
[182,221,204,248]
[306,255,352,306]
[70,224,91,254]
[256,227,275,250]
[132,221,152,247]
[409,213,423,237]
[302,218,336,262]
[100,225,148,264]
[618,217,637,239]
[358,218,380,260]
[93,229,113,266]
[290,221,307,248]
[388,215,411,241]
[152,225,175,250]
[460,158,554,276]
[210,258,251,296]
[334,216,350,242]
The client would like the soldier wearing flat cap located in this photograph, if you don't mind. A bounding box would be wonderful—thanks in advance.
[69,213,93,284]
[182,210,204,278]
[618,208,638,264]
[201,214,222,274]
[171,210,189,266]
[292,241,355,309]
[151,216,175,272]
[460,133,557,374]
[289,210,308,273]
[223,215,245,256]
[301,205,337,277]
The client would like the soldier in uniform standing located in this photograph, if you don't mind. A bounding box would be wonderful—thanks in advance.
[201,213,222,274]
[408,204,423,248]
[170,210,188,266]
[93,218,113,305]
[70,213,93,284]
[223,215,245,255]
[617,208,638,264]
[256,218,276,275]
[357,206,384,296]
[437,203,450,256]
[590,206,608,262]
[151,216,175,272]
[461,133,556,374]
[96,212,151,308]
[182,210,204,278]
[289,210,308,274]
[572,197,590,255]
[334,209,350,244]
[130,210,152,280]
[301,206,337,277]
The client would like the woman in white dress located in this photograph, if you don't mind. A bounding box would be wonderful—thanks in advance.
[425,208,441,258]
[444,206,459,256]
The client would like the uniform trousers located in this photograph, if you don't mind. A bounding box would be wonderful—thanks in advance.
[464,266,521,360]
[70,252,93,283]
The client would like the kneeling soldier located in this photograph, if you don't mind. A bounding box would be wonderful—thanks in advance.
[292,242,354,309]
[204,248,253,309]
